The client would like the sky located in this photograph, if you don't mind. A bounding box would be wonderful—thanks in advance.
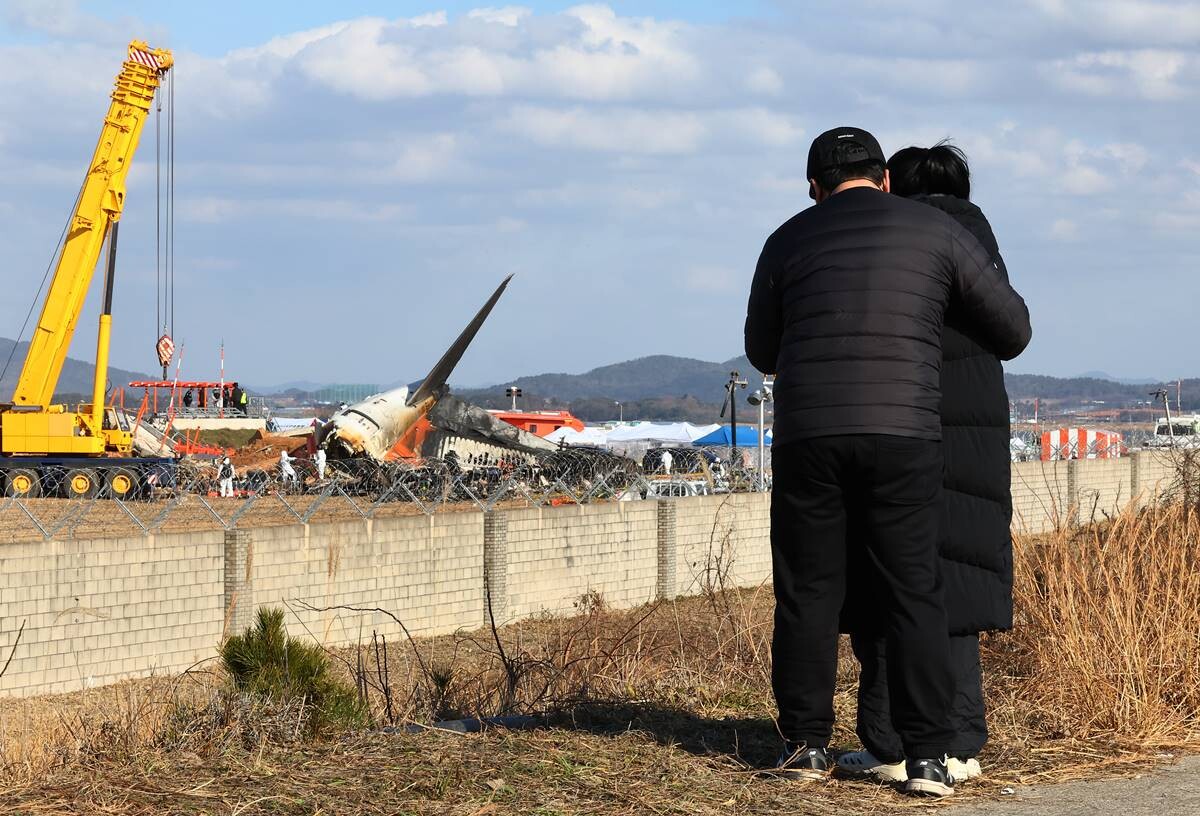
[0,0,1197,391]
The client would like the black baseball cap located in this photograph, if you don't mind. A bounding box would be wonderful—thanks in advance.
[806,126,886,181]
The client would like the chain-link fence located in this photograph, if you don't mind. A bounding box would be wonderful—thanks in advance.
[0,447,771,542]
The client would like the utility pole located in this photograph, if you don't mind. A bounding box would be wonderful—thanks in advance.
[615,401,623,423]
[1152,389,1175,448]
[505,385,522,411]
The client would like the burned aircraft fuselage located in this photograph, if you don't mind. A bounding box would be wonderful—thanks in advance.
[318,275,513,463]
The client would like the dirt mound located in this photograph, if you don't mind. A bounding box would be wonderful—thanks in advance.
[191,427,261,450]
[230,432,313,471]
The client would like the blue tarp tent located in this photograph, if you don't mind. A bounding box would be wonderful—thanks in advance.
[692,424,771,447]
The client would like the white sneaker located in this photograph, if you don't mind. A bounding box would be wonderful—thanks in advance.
[835,750,908,782]
[947,757,982,781]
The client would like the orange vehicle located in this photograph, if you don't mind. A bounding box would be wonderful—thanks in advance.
[488,410,583,438]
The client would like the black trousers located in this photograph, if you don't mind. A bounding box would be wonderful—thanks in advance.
[852,633,987,763]
[771,435,955,758]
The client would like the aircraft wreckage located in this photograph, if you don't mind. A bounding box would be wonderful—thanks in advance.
[316,275,555,463]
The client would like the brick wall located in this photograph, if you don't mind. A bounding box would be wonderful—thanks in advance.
[1074,457,1133,524]
[247,512,484,646]
[1010,460,1071,533]
[1135,450,1180,507]
[503,502,660,620]
[1,453,1185,698]
[674,493,772,596]
[0,530,224,698]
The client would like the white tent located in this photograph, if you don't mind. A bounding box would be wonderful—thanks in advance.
[545,426,611,446]
[604,422,724,445]
[606,422,685,445]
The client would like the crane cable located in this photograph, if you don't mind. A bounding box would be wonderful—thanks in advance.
[155,67,176,376]
[169,69,175,343]
[156,76,161,360]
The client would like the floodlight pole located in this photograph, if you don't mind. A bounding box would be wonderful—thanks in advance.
[748,377,774,492]
[757,395,765,490]
[1152,389,1175,448]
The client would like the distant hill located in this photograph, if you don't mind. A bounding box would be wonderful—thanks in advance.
[1004,373,1196,405]
[1077,370,1160,385]
[456,355,1197,420]
[0,337,151,401]
[484,354,760,403]
[251,351,1195,422]
[251,380,329,394]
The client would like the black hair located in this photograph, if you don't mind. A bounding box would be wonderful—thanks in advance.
[886,141,971,200]
[812,142,885,195]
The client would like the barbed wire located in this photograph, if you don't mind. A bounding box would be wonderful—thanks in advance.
[0,447,769,542]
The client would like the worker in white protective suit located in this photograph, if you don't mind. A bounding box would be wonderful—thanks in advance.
[279,449,297,488]
[315,448,327,480]
[661,448,674,475]
[218,457,236,498]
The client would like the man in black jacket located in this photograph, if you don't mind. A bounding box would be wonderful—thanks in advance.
[744,126,1031,797]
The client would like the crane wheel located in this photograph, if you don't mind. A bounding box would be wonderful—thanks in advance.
[106,467,141,500]
[64,468,100,499]
[4,468,42,498]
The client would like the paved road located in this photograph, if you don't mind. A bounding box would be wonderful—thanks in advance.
[950,757,1200,816]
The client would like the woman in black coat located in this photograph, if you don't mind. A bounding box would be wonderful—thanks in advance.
[837,144,1014,783]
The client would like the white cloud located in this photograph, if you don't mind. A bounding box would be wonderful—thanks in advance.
[411,12,449,27]
[265,6,703,103]
[1049,49,1193,99]
[1060,164,1112,195]
[723,108,804,148]
[3,0,157,44]
[2,2,1198,384]
[1059,139,1147,194]
[1050,218,1080,240]
[746,66,783,95]
[180,196,413,224]
[467,6,533,26]
[388,133,462,182]
[1029,0,1200,46]
[500,105,706,154]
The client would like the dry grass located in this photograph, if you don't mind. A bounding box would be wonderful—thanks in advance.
[1,498,1198,814]
[989,500,1200,747]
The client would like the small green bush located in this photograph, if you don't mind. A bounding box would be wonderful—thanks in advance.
[220,607,365,734]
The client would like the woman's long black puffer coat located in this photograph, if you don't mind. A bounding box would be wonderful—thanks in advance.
[842,194,1014,635]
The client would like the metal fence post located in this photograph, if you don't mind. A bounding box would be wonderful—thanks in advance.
[483,509,509,627]
[223,529,254,638]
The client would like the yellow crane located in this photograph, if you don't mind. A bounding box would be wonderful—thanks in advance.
[0,41,174,499]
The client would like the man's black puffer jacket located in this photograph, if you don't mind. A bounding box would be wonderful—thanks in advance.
[745,187,1030,445]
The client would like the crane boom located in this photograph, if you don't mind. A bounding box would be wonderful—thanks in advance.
[11,41,172,410]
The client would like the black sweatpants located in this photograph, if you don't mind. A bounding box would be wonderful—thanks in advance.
[851,632,987,762]
[771,435,955,758]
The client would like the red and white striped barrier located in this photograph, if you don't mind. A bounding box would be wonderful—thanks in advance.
[1040,427,1125,461]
